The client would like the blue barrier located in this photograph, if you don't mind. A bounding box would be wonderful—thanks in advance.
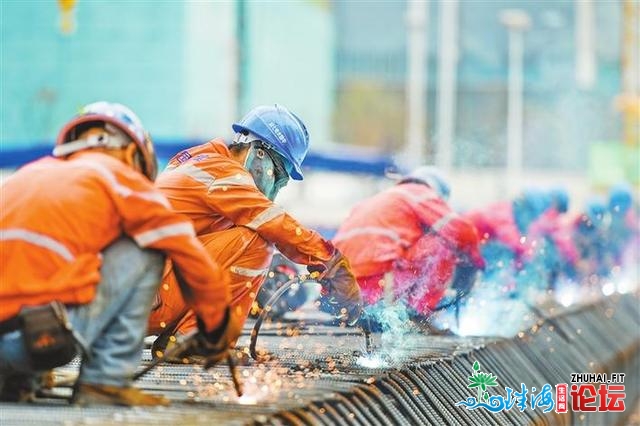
[1,140,397,176]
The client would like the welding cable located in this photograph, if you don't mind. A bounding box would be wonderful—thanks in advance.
[249,276,305,361]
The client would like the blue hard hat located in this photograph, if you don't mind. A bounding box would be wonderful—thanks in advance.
[400,166,451,200]
[585,198,607,225]
[232,104,309,180]
[521,189,552,217]
[608,183,633,215]
[512,189,551,233]
[549,187,569,213]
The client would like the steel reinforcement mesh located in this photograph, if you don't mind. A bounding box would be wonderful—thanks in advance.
[264,294,640,426]
[0,294,638,425]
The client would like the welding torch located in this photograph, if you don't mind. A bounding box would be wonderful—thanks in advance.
[133,330,243,397]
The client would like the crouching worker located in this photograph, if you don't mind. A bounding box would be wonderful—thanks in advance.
[0,102,238,406]
[331,167,485,331]
[147,104,363,357]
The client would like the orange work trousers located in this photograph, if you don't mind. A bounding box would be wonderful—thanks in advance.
[147,227,273,336]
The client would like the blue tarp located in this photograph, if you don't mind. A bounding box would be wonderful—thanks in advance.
[0,140,397,177]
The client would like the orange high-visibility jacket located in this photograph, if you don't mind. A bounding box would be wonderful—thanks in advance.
[156,139,334,265]
[148,227,272,336]
[0,152,229,331]
[150,140,335,332]
[333,182,484,279]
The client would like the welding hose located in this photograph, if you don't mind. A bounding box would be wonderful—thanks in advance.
[250,276,304,360]
[250,275,373,360]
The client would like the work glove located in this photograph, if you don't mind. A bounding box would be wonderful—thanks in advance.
[308,249,363,326]
[195,307,242,369]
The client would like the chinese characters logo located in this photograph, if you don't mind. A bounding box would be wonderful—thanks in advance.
[455,361,625,414]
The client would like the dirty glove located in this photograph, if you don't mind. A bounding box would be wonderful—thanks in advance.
[195,307,242,369]
[308,249,363,326]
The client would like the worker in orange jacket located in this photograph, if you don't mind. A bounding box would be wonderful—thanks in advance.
[331,167,485,326]
[0,102,238,406]
[148,104,363,355]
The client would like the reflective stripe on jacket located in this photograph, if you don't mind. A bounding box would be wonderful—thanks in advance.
[156,139,334,266]
[0,152,227,330]
[333,183,483,278]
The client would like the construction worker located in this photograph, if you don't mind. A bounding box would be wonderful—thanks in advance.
[571,198,612,280]
[147,104,362,355]
[0,102,239,406]
[528,188,579,287]
[465,189,551,297]
[606,183,639,269]
[331,166,485,328]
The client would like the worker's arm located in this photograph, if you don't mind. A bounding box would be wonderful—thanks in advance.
[110,165,231,333]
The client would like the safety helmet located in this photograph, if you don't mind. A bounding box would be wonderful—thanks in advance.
[549,187,569,213]
[54,101,158,181]
[585,198,607,226]
[232,104,309,180]
[608,183,633,215]
[512,189,551,234]
[399,166,450,200]
[520,189,552,216]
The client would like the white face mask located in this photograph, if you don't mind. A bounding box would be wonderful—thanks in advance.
[243,143,289,201]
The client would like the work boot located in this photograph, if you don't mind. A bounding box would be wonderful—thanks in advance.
[73,383,170,406]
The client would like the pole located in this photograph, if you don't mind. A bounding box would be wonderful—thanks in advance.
[436,0,459,173]
[506,29,524,195]
[500,10,530,197]
[405,0,429,169]
[575,0,596,90]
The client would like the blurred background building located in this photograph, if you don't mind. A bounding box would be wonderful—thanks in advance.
[1,0,638,228]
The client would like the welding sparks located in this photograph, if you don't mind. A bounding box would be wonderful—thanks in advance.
[356,354,388,369]
[237,394,259,405]
[554,282,579,307]
[601,282,615,296]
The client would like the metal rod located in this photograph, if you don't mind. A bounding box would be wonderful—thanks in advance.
[226,351,243,397]
[362,317,373,354]
[133,331,198,381]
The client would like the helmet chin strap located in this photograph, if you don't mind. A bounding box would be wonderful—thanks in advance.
[53,123,130,157]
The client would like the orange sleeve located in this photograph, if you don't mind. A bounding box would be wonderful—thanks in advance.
[163,155,334,267]
[209,176,334,265]
[109,164,230,332]
[404,185,484,267]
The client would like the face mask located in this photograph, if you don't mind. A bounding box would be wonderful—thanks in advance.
[243,144,289,201]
